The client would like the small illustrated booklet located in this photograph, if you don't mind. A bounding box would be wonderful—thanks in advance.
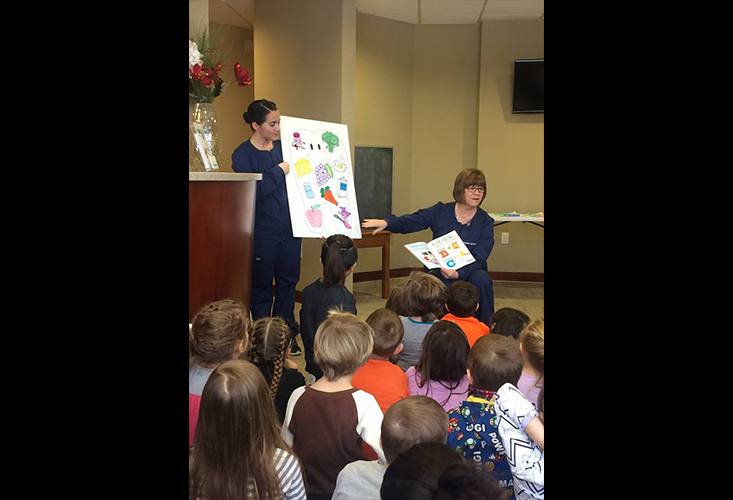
[404,230,476,270]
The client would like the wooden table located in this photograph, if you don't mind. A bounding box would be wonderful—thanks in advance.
[354,231,391,298]
[490,212,544,228]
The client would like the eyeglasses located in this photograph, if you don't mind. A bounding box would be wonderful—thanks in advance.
[465,185,485,194]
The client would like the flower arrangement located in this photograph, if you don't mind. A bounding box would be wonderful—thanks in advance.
[189,32,252,103]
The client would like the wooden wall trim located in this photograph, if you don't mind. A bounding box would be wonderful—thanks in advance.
[489,271,544,283]
[354,268,544,283]
[294,268,543,303]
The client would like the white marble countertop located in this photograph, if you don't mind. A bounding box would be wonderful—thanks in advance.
[189,172,262,181]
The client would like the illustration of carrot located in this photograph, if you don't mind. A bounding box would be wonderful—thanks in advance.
[320,186,338,206]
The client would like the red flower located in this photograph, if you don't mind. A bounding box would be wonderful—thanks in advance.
[234,61,253,86]
[191,63,222,88]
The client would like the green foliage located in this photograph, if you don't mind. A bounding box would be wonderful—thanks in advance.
[321,131,340,153]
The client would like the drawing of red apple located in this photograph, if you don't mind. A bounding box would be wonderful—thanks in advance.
[305,206,323,227]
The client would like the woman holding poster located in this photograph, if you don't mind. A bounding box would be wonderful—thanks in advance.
[232,99,302,356]
[362,169,496,324]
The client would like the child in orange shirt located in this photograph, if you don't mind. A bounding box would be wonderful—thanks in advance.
[352,308,408,413]
[442,281,490,347]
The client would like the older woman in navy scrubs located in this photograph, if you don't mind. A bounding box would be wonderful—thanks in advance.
[362,169,495,324]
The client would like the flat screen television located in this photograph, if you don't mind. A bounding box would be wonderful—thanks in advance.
[512,59,544,113]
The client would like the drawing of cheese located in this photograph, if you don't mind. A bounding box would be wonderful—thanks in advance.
[294,158,312,177]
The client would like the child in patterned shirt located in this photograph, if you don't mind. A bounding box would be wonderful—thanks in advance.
[447,335,544,499]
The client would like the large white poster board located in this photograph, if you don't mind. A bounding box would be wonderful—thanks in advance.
[280,116,362,239]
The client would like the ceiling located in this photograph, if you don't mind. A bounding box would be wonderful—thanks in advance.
[210,0,544,28]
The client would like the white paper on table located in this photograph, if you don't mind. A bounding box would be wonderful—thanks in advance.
[280,116,362,239]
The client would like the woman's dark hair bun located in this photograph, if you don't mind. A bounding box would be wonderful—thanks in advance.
[243,111,251,123]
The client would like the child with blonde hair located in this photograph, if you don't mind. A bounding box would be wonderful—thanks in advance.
[282,312,385,500]
[189,298,250,447]
[249,317,306,423]
[517,318,544,407]
[393,271,448,370]
[190,359,306,499]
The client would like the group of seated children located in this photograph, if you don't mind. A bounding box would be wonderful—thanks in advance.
[189,234,544,499]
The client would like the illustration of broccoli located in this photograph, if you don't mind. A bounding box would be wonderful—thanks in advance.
[321,131,340,153]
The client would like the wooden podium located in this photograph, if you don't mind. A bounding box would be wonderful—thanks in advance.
[189,172,261,320]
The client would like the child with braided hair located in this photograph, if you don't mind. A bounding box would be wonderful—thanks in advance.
[249,317,307,423]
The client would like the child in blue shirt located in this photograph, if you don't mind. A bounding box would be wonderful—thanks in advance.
[447,335,544,499]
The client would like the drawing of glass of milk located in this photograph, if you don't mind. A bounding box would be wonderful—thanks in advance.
[338,177,348,198]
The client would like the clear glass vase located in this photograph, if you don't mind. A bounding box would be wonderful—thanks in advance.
[189,102,221,172]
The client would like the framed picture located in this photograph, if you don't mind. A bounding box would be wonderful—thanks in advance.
[190,122,219,171]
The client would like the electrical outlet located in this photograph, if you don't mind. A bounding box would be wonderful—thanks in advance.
[501,232,509,244]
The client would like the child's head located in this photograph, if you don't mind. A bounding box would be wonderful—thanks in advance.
[381,442,507,500]
[446,280,480,318]
[314,311,373,381]
[248,316,291,399]
[365,308,404,359]
[381,396,449,464]
[385,284,410,316]
[491,307,530,339]
[320,234,358,287]
[415,320,469,388]
[191,359,287,499]
[467,335,523,392]
[195,360,279,448]
[404,271,448,321]
[189,299,250,365]
[520,318,544,377]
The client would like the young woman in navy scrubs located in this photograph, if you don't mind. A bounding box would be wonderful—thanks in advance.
[232,99,302,354]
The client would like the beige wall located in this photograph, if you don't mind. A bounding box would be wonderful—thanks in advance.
[188,1,255,172]
[353,18,484,272]
[478,20,544,273]
[211,23,255,171]
[189,0,208,37]
[407,23,481,268]
[254,0,356,291]
[254,0,345,123]
[354,13,416,271]
[354,15,543,274]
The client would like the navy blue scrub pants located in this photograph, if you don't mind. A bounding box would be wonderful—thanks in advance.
[251,234,301,325]
[430,268,495,325]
